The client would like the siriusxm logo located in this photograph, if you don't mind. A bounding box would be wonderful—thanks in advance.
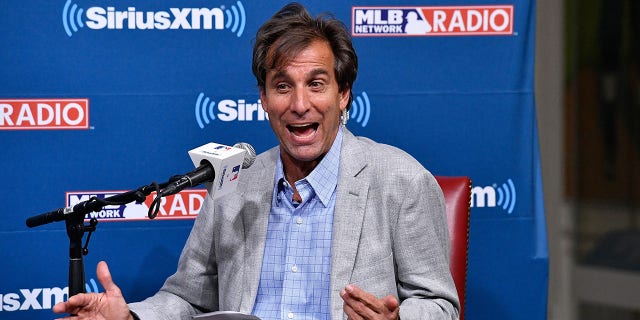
[471,178,517,214]
[62,0,246,37]
[195,91,372,128]
[195,93,269,129]
[0,279,98,312]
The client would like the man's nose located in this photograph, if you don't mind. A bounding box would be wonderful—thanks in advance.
[290,89,310,114]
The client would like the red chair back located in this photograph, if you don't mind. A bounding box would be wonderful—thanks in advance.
[435,176,471,320]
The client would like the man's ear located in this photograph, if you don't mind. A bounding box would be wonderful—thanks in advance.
[339,88,351,111]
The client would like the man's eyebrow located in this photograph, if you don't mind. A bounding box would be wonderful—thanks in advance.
[269,70,290,81]
[308,68,330,78]
[269,67,331,80]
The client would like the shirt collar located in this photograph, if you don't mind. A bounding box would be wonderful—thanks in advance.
[274,127,343,207]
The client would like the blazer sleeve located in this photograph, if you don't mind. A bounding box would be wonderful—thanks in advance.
[395,170,460,320]
[128,197,220,319]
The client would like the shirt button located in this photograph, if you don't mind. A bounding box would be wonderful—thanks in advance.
[291,265,298,272]
[288,312,294,319]
[296,217,303,224]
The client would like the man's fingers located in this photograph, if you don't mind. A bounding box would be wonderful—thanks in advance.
[96,261,121,294]
[341,285,381,318]
[342,297,373,320]
[343,285,383,310]
[53,261,120,315]
[341,285,400,320]
[343,303,364,320]
[381,295,399,311]
[51,301,68,314]
[52,292,93,314]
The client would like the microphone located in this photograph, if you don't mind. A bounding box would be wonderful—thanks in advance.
[26,142,256,227]
[158,142,256,199]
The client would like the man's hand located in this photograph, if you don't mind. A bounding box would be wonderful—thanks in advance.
[340,284,399,320]
[53,261,133,320]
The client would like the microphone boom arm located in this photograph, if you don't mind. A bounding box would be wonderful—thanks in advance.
[25,178,174,301]
[24,141,256,302]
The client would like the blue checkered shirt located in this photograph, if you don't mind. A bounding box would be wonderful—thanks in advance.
[252,128,343,320]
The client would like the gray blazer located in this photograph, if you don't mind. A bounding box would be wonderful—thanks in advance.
[129,129,460,319]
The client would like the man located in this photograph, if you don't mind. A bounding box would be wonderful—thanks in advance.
[53,3,459,319]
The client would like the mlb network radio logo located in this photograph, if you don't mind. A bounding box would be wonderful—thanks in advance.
[0,98,89,130]
[67,189,207,221]
[194,91,372,128]
[0,279,98,312]
[471,178,517,214]
[62,0,246,37]
[352,5,514,36]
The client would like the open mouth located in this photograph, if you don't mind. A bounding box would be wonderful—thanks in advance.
[287,123,319,137]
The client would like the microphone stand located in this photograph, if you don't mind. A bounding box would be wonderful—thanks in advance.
[53,181,174,298]
[66,212,96,296]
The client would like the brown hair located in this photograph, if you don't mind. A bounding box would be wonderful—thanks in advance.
[252,2,358,108]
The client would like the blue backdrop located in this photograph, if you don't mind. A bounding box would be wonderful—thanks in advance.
[0,0,547,319]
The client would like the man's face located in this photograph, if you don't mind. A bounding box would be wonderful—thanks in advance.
[260,40,350,165]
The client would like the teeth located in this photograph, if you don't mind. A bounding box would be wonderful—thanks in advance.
[287,123,317,137]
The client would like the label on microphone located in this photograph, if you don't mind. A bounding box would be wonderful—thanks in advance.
[188,143,246,200]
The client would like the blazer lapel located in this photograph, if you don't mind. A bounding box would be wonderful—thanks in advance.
[330,130,369,319]
[238,149,277,313]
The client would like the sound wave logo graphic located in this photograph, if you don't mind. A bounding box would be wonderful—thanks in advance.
[350,91,371,127]
[62,0,85,37]
[471,178,517,214]
[195,92,217,129]
[222,1,246,37]
[495,179,516,214]
[85,279,99,293]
